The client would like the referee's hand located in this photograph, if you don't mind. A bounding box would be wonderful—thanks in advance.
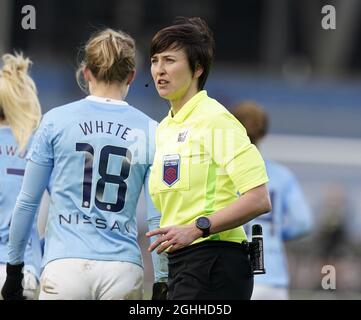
[146,223,202,254]
[1,262,26,300]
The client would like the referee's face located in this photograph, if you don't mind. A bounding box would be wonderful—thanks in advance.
[151,48,196,102]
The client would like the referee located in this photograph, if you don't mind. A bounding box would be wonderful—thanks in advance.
[146,17,271,300]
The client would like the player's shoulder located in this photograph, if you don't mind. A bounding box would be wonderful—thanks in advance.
[0,126,13,139]
[0,127,18,150]
[43,99,86,121]
[126,103,157,126]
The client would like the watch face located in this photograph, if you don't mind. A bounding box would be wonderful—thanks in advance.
[197,217,210,229]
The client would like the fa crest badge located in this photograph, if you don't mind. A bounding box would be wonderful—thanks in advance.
[163,154,180,187]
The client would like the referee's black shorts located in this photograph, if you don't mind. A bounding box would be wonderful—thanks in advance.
[167,240,253,300]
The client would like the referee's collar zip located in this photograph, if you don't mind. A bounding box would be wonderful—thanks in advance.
[167,90,207,124]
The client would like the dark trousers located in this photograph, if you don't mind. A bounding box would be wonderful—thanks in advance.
[167,241,254,300]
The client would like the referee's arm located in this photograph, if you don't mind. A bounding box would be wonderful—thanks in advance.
[207,183,271,235]
[147,184,271,254]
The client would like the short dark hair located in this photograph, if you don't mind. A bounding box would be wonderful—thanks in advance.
[150,17,215,90]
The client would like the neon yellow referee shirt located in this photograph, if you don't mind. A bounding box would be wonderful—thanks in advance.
[149,91,269,244]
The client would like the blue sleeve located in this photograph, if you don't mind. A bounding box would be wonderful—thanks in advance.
[281,174,314,241]
[26,113,54,166]
[8,161,52,264]
[144,166,168,283]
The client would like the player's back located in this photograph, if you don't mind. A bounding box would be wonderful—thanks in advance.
[0,127,42,277]
[245,160,311,287]
[31,97,156,268]
[0,127,26,260]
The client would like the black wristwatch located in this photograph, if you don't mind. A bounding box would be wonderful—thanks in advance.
[195,216,211,238]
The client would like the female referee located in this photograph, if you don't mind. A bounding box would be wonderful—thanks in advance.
[146,17,271,300]
[0,53,43,300]
[1,28,167,300]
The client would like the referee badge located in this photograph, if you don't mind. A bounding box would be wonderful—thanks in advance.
[163,154,180,187]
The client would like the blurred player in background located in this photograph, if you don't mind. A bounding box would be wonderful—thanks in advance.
[1,28,167,300]
[147,17,271,300]
[0,53,43,300]
[232,101,313,300]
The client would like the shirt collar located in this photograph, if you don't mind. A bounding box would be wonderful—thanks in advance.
[167,90,207,124]
[85,95,129,106]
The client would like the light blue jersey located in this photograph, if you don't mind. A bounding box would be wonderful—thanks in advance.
[9,96,166,281]
[245,160,313,287]
[0,127,42,278]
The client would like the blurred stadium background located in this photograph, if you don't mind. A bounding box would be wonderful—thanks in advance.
[1,0,360,299]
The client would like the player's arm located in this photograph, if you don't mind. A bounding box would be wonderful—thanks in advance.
[1,161,52,300]
[144,166,169,300]
[281,174,313,241]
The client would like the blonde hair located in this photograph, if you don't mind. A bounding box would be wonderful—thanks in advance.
[76,28,136,92]
[0,53,41,151]
[232,101,269,145]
